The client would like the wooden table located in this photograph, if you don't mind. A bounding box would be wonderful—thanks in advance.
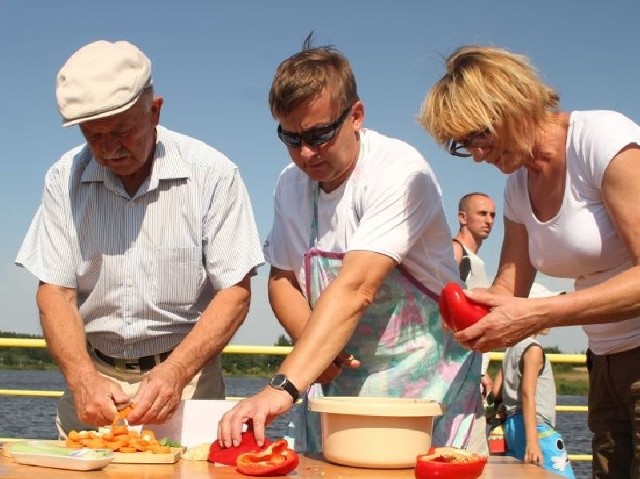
[0,452,565,478]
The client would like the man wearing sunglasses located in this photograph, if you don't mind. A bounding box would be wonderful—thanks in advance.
[219,35,486,455]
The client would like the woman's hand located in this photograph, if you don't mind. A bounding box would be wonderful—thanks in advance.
[453,290,549,352]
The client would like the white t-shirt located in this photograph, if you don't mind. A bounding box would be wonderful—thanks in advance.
[461,248,492,375]
[464,249,491,290]
[263,128,460,295]
[504,110,640,355]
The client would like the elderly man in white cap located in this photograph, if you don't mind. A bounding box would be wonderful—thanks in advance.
[15,40,264,434]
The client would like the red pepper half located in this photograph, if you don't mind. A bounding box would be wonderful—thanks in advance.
[208,431,271,466]
[439,282,490,332]
[415,447,488,479]
[236,439,299,477]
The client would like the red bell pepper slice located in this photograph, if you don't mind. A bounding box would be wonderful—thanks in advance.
[439,282,490,332]
[208,431,271,466]
[415,447,488,479]
[236,439,299,477]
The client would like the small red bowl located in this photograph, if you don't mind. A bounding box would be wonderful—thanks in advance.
[415,447,488,479]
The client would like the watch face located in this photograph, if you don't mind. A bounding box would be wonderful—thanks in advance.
[271,373,287,389]
[269,373,299,402]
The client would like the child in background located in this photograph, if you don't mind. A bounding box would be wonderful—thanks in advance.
[491,326,575,479]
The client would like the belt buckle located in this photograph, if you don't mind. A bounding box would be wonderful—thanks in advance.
[114,358,141,372]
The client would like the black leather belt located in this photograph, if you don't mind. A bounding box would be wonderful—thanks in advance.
[92,347,173,372]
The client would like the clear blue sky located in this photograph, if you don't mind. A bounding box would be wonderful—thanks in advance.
[2,1,639,353]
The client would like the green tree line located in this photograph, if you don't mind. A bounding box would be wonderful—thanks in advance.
[0,331,54,369]
[221,334,291,376]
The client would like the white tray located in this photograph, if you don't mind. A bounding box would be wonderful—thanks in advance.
[9,441,115,471]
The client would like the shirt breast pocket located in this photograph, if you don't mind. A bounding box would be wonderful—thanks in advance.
[154,247,202,307]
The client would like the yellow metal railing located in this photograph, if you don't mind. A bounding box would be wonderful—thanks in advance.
[0,339,292,399]
[0,338,590,462]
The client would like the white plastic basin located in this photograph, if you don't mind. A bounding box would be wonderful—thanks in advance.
[309,396,443,469]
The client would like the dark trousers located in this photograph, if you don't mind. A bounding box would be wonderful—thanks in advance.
[587,346,640,479]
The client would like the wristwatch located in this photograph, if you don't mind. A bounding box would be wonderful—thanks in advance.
[268,373,300,403]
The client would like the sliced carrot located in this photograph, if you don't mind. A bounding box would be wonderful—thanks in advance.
[111,425,128,435]
[111,403,135,427]
[118,447,138,453]
[115,404,134,420]
[130,438,148,452]
[150,444,171,454]
[113,434,131,444]
[103,440,127,451]
[85,439,106,449]
[63,419,176,455]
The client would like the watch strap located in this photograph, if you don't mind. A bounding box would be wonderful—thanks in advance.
[282,380,300,403]
[269,374,300,402]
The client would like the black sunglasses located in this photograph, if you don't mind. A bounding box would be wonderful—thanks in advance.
[277,105,352,148]
[446,129,491,157]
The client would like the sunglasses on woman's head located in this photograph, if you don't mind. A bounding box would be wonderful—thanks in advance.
[277,105,352,148]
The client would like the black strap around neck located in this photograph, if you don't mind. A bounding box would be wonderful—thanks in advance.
[452,238,471,282]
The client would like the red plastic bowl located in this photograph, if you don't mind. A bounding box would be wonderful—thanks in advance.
[415,448,488,479]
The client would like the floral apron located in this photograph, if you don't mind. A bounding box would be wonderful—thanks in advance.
[294,178,481,452]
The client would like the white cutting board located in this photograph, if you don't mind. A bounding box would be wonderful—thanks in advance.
[145,399,238,448]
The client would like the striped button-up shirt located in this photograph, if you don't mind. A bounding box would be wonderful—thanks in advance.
[16,126,264,358]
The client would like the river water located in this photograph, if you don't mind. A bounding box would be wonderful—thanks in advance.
[0,369,591,478]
